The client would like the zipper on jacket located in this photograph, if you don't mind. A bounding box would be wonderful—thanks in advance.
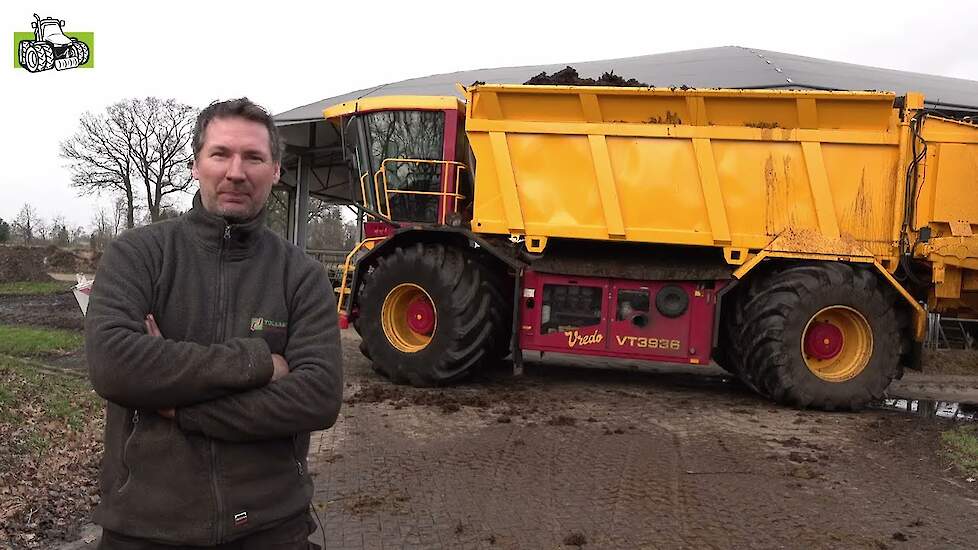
[209,440,223,544]
[118,410,139,493]
[293,435,304,476]
[210,224,231,544]
[220,224,231,342]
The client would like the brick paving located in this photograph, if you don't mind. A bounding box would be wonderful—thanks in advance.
[302,332,978,549]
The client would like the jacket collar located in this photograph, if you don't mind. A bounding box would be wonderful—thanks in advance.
[185,191,267,255]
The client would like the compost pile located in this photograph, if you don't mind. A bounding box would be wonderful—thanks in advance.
[41,246,86,272]
[0,246,98,282]
[524,66,650,87]
[0,246,54,283]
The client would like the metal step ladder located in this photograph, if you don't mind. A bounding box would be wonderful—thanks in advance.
[927,314,978,349]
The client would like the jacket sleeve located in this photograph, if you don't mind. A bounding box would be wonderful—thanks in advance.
[175,260,343,442]
[86,234,274,410]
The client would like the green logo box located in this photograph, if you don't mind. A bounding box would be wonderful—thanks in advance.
[13,31,94,68]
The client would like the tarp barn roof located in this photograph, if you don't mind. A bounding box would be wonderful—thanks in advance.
[275,46,978,124]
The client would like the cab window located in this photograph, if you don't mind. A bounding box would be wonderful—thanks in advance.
[364,111,445,223]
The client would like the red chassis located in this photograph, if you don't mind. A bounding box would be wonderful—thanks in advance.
[518,270,727,365]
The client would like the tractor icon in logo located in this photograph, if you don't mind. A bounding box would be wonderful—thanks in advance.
[18,14,90,72]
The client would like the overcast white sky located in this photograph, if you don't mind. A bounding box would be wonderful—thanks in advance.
[3,0,978,229]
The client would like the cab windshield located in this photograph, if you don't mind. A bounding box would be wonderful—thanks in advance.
[362,110,445,223]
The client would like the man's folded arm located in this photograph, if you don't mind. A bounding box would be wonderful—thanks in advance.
[86,236,274,410]
[176,263,343,442]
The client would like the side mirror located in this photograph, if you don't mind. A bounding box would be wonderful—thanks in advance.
[31,22,37,29]
[60,20,66,27]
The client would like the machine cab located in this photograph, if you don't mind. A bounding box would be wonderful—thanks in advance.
[325,96,471,235]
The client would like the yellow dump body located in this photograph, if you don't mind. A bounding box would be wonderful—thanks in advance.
[464,85,978,315]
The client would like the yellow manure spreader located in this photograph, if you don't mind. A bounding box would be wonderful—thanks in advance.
[329,84,978,410]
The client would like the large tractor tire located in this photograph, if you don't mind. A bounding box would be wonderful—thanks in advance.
[472,254,515,364]
[715,298,741,376]
[729,262,902,410]
[350,294,371,361]
[18,41,30,67]
[21,42,42,72]
[358,242,508,386]
[70,40,90,65]
[30,43,54,72]
[712,339,739,376]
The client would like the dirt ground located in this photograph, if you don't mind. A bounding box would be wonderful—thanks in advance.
[2,290,973,549]
[297,331,978,549]
[0,292,86,332]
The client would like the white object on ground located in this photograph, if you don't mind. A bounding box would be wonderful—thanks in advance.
[72,273,93,316]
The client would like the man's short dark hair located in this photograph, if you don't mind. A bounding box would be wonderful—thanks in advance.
[193,97,283,163]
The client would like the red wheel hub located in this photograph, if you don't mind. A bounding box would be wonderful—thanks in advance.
[804,321,844,360]
[406,296,435,335]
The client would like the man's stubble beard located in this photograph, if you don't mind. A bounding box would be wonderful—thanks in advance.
[217,204,259,225]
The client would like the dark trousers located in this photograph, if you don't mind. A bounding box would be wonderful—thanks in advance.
[97,511,321,550]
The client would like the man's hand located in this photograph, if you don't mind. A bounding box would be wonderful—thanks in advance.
[145,314,175,419]
[271,354,289,382]
[145,314,162,337]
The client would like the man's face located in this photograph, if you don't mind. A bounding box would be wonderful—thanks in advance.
[192,116,280,223]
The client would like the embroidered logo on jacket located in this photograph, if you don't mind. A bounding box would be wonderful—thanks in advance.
[233,511,248,527]
[249,317,287,332]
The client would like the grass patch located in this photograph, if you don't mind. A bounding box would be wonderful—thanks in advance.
[941,424,978,477]
[0,324,83,356]
[0,280,75,296]
[0,354,100,436]
[0,355,103,546]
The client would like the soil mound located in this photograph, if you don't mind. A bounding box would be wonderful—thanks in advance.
[0,246,54,283]
[42,246,84,272]
[524,66,650,87]
[0,245,97,282]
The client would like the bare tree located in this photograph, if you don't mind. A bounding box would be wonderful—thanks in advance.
[107,197,132,238]
[35,220,49,243]
[90,208,120,253]
[50,215,70,246]
[61,105,138,229]
[69,225,87,246]
[307,198,356,250]
[124,98,196,222]
[61,97,197,228]
[12,203,42,245]
[264,188,291,239]
[263,192,356,248]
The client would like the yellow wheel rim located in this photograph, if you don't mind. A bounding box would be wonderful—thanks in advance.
[801,306,873,382]
[382,283,436,353]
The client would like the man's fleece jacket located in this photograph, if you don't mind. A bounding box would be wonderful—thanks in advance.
[85,194,342,546]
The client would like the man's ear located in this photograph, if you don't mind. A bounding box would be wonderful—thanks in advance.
[191,160,199,181]
[273,162,281,182]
